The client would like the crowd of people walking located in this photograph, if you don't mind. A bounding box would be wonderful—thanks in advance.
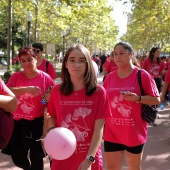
[0,41,169,170]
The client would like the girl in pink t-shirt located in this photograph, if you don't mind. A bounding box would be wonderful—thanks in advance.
[47,44,109,170]
[167,56,170,70]
[103,42,160,170]
[5,47,55,170]
[143,47,164,93]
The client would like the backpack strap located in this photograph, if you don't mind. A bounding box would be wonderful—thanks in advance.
[46,60,49,73]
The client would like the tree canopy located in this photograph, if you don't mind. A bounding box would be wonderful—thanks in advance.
[0,0,119,55]
[121,0,170,55]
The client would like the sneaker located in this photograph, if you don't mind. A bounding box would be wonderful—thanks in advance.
[150,122,157,126]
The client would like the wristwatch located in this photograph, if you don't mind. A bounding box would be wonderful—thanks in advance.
[86,155,95,163]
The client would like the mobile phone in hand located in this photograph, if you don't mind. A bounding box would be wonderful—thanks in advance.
[121,91,130,95]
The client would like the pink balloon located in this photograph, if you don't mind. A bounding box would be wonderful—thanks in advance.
[44,127,76,160]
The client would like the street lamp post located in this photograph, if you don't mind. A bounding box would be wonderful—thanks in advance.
[26,11,33,46]
[62,30,66,57]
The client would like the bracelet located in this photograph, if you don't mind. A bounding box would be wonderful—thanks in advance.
[48,127,55,132]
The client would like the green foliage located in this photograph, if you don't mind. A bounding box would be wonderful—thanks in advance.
[121,0,170,53]
[10,64,22,72]
[0,0,119,54]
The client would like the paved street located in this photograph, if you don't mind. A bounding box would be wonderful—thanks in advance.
[0,69,170,170]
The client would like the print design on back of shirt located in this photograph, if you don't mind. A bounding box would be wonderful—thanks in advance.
[111,94,132,117]
[61,107,91,142]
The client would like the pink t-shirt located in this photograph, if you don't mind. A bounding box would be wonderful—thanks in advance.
[48,84,108,170]
[103,60,109,70]
[0,78,12,95]
[105,60,118,73]
[7,71,55,120]
[165,69,170,91]
[140,61,144,68]
[163,61,167,70]
[167,62,170,70]
[103,67,159,146]
[143,58,164,78]
[37,58,57,79]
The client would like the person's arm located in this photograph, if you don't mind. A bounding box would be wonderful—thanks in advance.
[43,114,49,136]
[0,94,17,112]
[123,92,160,105]
[161,82,169,102]
[9,86,41,97]
[78,118,105,170]
[47,116,56,132]
[140,95,160,105]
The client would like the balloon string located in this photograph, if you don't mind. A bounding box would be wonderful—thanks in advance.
[36,136,45,141]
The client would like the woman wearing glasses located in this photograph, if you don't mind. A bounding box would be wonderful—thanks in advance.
[47,44,109,170]
[5,47,55,170]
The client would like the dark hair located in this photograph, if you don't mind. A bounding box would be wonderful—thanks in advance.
[114,42,133,53]
[60,44,98,96]
[18,46,36,59]
[32,43,43,51]
[148,47,160,65]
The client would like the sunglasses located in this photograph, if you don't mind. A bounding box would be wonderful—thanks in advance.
[33,49,41,54]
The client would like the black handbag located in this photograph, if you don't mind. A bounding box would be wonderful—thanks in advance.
[137,70,158,123]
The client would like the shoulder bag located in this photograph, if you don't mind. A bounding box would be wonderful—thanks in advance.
[137,70,158,123]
